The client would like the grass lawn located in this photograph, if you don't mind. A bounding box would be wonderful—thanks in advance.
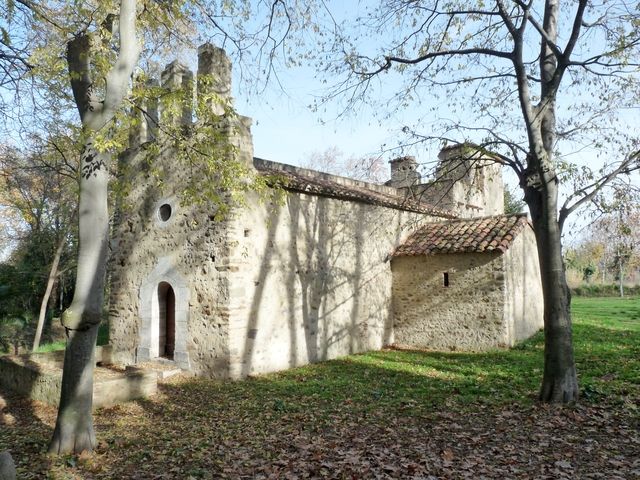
[572,296,640,402]
[33,323,111,354]
[1,296,638,479]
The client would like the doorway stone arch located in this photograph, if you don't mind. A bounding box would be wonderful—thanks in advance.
[137,257,190,370]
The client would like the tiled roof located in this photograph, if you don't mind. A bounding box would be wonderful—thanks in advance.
[254,158,457,218]
[393,213,529,256]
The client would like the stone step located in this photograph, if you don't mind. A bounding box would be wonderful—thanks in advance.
[133,362,184,381]
[156,368,183,381]
[1,354,157,409]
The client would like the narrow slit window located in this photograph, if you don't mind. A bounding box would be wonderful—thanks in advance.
[443,272,450,287]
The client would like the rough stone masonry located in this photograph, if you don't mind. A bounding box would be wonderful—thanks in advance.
[108,45,543,379]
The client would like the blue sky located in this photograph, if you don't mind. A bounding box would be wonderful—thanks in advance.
[225,0,640,246]
[227,0,454,172]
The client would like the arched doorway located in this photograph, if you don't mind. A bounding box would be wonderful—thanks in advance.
[157,282,175,360]
[138,260,190,369]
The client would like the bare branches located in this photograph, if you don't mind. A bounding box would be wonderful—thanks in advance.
[376,47,513,74]
[568,38,640,72]
[496,0,520,38]
[562,0,588,63]
[559,151,640,229]
[192,0,244,53]
[0,39,33,79]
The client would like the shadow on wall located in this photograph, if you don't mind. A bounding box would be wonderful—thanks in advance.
[239,193,417,377]
[241,205,282,377]
[110,143,239,376]
[505,231,543,343]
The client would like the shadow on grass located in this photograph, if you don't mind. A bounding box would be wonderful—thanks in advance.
[80,321,638,478]
[5,297,640,478]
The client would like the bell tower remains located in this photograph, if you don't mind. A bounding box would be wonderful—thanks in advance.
[386,144,504,218]
[386,156,422,188]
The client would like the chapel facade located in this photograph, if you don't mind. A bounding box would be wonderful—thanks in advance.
[108,45,543,378]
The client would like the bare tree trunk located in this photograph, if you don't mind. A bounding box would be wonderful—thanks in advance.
[33,233,67,351]
[619,271,624,297]
[527,187,579,403]
[48,0,139,454]
[0,450,16,480]
[515,0,579,404]
[537,232,579,403]
[618,249,624,298]
[48,147,109,454]
[48,325,100,453]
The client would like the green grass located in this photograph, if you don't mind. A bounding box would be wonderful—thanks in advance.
[31,322,110,354]
[252,339,543,411]
[572,283,640,297]
[34,341,66,353]
[571,296,640,401]
[2,297,639,479]
[15,298,640,413]
[237,296,639,412]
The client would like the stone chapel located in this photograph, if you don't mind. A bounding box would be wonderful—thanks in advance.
[107,45,543,378]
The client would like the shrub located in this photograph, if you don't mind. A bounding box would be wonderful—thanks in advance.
[571,283,640,297]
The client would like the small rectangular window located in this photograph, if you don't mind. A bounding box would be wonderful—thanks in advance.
[443,272,450,287]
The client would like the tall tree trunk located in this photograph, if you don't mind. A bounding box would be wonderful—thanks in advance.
[49,146,109,454]
[618,249,624,297]
[48,325,100,453]
[48,0,140,454]
[33,232,67,351]
[527,185,579,403]
[518,0,579,404]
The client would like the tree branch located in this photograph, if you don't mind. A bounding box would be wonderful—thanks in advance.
[66,33,93,123]
[358,47,513,77]
[559,151,640,229]
[496,0,519,37]
[14,0,66,31]
[96,0,141,129]
[562,0,588,62]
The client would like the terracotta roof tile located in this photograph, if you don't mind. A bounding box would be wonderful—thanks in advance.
[393,213,529,256]
[254,158,456,218]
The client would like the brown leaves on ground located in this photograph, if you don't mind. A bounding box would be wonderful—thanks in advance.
[1,374,639,479]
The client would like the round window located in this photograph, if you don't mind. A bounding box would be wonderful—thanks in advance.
[158,203,172,222]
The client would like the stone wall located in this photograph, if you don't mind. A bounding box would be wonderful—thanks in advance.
[108,44,541,380]
[109,44,256,377]
[109,159,441,378]
[414,144,504,218]
[391,224,543,351]
[108,146,237,377]
[0,348,155,408]
[392,252,509,350]
[224,190,434,378]
[503,227,544,343]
